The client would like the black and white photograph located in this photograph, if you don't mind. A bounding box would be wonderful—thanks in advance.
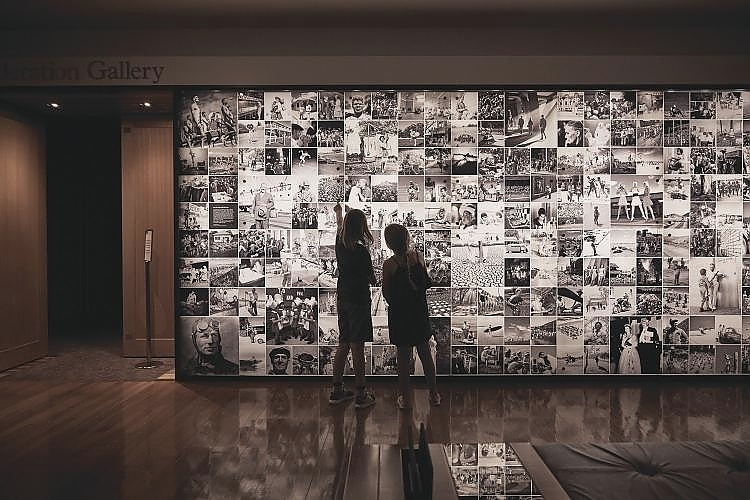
[177,147,208,175]
[265,288,319,345]
[179,288,209,316]
[173,88,750,380]
[177,317,240,376]
[179,202,209,230]
[179,91,237,149]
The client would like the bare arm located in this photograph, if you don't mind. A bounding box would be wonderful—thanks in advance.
[381,258,396,304]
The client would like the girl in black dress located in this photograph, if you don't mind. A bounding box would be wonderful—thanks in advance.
[382,223,440,410]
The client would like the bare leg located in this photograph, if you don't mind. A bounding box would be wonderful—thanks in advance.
[332,343,351,386]
[349,342,367,389]
[416,342,438,396]
[397,346,413,406]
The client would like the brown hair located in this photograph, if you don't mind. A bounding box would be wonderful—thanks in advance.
[384,223,410,256]
[340,209,373,250]
[384,223,419,290]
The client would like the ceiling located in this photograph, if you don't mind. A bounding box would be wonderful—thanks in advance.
[2,0,750,28]
[0,89,173,118]
[1,0,747,115]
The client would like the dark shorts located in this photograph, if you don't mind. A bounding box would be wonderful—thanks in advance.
[337,300,373,343]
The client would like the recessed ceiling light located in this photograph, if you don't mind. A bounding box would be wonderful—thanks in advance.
[141,101,151,108]
[48,102,60,109]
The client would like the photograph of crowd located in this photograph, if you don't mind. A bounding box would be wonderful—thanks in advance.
[176,88,750,377]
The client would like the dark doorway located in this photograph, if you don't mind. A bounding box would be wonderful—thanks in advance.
[46,116,122,339]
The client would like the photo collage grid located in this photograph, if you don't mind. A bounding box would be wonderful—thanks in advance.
[175,89,750,377]
[446,443,540,498]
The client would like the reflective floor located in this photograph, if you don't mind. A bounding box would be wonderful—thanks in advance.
[1,377,749,499]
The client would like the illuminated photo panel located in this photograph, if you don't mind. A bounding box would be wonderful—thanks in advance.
[175,89,750,377]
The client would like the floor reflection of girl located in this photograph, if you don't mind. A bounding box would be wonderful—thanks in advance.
[618,324,641,374]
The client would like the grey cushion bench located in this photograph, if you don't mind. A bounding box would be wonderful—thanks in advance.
[512,440,750,500]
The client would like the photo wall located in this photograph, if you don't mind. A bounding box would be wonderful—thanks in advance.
[175,88,750,377]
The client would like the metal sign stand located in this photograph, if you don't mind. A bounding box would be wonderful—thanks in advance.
[136,229,162,369]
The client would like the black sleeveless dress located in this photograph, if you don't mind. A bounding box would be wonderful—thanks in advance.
[387,260,432,347]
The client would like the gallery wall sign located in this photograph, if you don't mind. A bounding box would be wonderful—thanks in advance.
[174,88,750,377]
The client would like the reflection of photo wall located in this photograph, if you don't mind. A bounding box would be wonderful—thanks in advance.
[175,88,750,378]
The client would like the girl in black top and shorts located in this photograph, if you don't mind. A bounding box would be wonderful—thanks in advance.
[329,204,377,409]
[382,223,440,410]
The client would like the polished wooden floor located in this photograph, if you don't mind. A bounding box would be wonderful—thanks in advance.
[1,376,749,499]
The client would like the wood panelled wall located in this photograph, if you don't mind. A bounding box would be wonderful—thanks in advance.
[121,117,174,356]
[0,110,47,371]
